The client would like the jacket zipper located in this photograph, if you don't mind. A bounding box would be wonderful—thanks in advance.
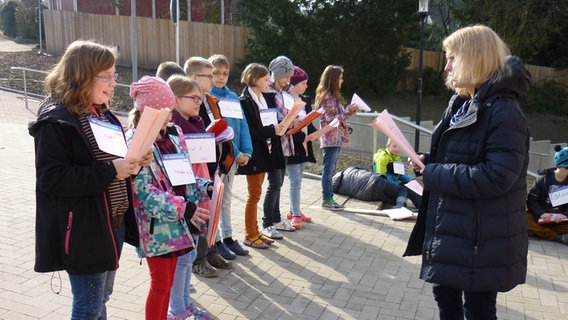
[64,211,74,254]
[473,202,480,255]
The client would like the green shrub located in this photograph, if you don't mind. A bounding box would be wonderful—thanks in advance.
[0,0,18,38]
[520,80,568,115]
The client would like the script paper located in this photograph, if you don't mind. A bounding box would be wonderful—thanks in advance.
[351,93,371,112]
[382,207,417,220]
[126,107,171,171]
[306,118,339,141]
[287,108,324,135]
[207,172,224,247]
[369,110,424,169]
[279,101,306,131]
[538,213,568,225]
[405,180,424,196]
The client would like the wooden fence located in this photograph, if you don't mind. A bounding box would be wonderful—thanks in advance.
[43,10,564,89]
[43,10,249,69]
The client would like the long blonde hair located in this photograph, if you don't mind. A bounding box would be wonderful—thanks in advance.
[315,65,345,107]
[443,25,510,97]
[44,40,117,114]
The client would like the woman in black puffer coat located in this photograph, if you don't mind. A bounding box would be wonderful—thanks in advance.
[403,25,531,320]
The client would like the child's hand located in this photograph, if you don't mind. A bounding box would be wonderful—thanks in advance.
[138,150,153,167]
[274,123,287,136]
[113,158,137,180]
[189,207,210,228]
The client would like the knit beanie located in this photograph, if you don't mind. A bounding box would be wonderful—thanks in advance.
[554,145,568,168]
[130,76,175,112]
[290,66,308,86]
[268,56,294,79]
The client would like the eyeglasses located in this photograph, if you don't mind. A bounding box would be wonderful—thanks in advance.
[95,73,119,83]
[212,71,230,78]
[195,74,214,80]
[178,95,203,104]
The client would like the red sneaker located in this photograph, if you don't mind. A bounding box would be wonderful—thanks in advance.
[287,211,312,222]
[291,216,302,230]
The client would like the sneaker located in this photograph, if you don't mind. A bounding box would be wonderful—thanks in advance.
[322,199,344,210]
[261,226,284,239]
[208,254,233,269]
[188,302,210,320]
[190,283,196,293]
[556,234,568,245]
[192,261,218,278]
[286,211,312,222]
[167,309,193,320]
[225,240,249,256]
[291,216,302,230]
[273,220,296,231]
[216,241,236,260]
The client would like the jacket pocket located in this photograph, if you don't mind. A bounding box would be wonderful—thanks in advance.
[65,211,74,254]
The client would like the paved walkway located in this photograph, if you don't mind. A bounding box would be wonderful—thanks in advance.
[0,90,567,319]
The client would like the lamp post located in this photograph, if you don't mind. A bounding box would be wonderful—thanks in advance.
[415,0,428,152]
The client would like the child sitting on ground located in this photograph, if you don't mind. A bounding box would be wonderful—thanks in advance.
[373,138,421,209]
[526,145,568,245]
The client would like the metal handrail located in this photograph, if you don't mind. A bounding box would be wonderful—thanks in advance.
[7,66,550,179]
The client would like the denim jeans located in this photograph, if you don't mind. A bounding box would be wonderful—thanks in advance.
[286,162,305,216]
[217,162,237,241]
[432,283,497,320]
[321,147,341,200]
[169,236,198,315]
[263,161,287,228]
[68,226,125,320]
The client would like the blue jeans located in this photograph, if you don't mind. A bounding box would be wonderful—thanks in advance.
[432,284,497,320]
[68,226,125,320]
[263,161,287,228]
[321,147,341,201]
[169,236,198,315]
[217,162,236,241]
[286,162,305,216]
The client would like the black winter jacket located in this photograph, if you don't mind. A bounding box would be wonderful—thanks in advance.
[28,102,138,274]
[527,168,568,219]
[403,56,531,292]
[287,95,317,165]
[237,88,284,175]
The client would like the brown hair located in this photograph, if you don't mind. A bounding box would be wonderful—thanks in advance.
[167,75,202,97]
[240,63,269,87]
[208,54,230,69]
[44,40,117,115]
[156,61,185,81]
[315,65,345,107]
[183,57,214,76]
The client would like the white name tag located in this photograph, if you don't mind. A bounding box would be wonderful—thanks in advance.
[282,92,295,110]
[88,116,127,157]
[260,109,278,127]
[184,133,216,163]
[549,185,568,207]
[393,161,405,175]
[218,100,243,119]
[162,153,196,186]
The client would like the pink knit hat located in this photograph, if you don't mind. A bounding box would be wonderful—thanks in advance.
[129,76,175,112]
[290,66,308,86]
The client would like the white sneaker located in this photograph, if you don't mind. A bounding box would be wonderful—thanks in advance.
[261,226,284,239]
[273,220,296,232]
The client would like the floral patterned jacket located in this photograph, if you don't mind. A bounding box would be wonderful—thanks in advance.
[126,125,211,258]
[318,92,356,148]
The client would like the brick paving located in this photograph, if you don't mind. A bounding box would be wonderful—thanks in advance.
[0,90,567,319]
